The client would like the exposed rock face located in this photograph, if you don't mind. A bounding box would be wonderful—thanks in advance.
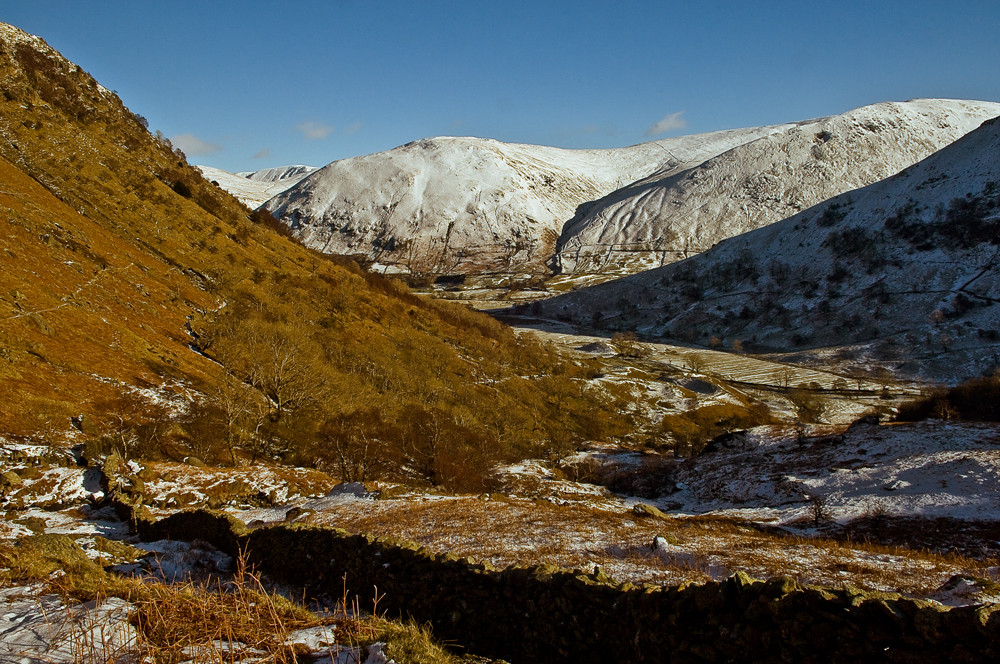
[534,116,1000,382]
[555,99,1000,274]
[264,128,790,274]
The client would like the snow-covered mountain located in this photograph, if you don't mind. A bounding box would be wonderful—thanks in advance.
[263,100,999,277]
[533,115,1000,382]
[197,164,316,208]
[555,99,1000,274]
[264,128,792,274]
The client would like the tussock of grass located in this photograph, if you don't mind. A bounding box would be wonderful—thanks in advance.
[374,619,465,664]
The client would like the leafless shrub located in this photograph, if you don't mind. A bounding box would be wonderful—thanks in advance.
[807,493,831,527]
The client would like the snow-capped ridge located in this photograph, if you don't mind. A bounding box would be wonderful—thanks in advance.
[235,165,318,182]
[265,100,1000,277]
[265,125,792,274]
[554,99,1000,274]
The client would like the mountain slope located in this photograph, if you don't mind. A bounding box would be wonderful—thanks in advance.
[0,22,625,481]
[265,101,999,280]
[197,164,316,208]
[555,99,1000,274]
[264,127,791,274]
[533,116,1000,382]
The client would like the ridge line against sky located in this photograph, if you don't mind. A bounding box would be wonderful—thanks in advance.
[4,0,1000,173]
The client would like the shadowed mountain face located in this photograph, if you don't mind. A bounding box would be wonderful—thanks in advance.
[0,22,625,475]
[262,100,999,279]
[531,116,1000,383]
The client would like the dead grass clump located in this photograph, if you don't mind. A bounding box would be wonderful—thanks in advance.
[0,534,468,663]
[0,534,117,598]
[125,554,362,663]
[373,619,464,664]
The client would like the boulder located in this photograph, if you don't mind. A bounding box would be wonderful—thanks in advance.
[1,470,23,488]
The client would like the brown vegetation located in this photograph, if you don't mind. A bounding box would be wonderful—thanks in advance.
[0,535,459,664]
[895,374,1000,422]
[0,26,635,490]
[657,402,774,456]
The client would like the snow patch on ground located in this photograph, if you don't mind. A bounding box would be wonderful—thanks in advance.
[0,586,136,664]
[666,420,1000,525]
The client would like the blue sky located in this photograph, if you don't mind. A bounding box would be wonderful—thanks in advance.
[4,1,1000,173]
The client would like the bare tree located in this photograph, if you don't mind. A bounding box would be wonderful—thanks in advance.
[684,354,705,374]
[611,331,647,359]
[807,493,831,527]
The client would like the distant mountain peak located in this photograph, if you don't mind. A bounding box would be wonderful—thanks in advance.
[197,164,317,208]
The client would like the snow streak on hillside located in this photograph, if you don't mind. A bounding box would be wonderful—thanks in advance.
[197,165,316,208]
[264,128,789,274]
[536,116,1000,382]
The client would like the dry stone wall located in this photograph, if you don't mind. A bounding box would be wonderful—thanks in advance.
[118,502,1000,664]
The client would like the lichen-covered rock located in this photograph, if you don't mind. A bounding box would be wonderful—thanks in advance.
[12,534,102,578]
[100,451,123,493]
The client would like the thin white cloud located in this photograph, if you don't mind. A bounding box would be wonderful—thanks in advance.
[171,133,222,155]
[344,122,363,135]
[252,148,271,159]
[645,111,686,136]
[296,121,334,140]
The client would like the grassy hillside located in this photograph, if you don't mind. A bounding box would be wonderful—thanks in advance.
[0,23,630,488]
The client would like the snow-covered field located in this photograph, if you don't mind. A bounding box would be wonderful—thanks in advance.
[666,420,1000,525]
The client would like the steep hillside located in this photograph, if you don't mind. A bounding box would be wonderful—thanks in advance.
[264,127,790,274]
[533,116,1000,383]
[555,99,1000,274]
[0,22,626,484]
[197,164,316,207]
